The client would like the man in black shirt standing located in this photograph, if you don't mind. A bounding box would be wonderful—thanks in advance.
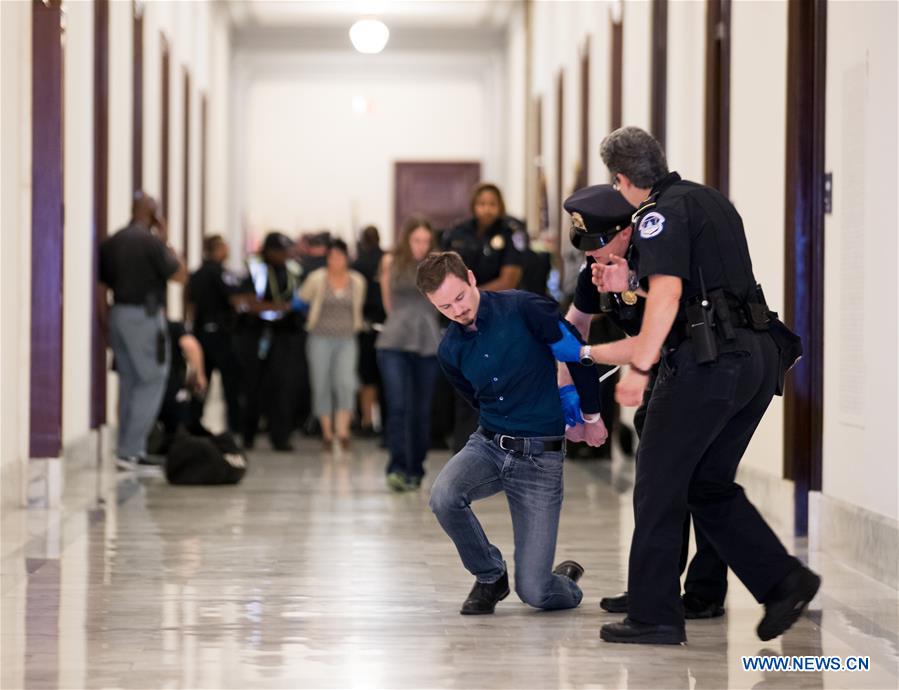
[187,235,242,434]
[99,192,186,468]
[583,127,818,645]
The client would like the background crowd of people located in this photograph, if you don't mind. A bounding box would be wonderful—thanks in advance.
[100,181,621,487]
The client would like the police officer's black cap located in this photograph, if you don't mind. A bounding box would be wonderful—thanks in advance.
[262,232,293,252]
[563,184,635,251]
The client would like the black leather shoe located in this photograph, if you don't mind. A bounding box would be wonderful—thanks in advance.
[599,591,629,613]
[600,617,686,645]
[682,592,725,619]
[552,560,585,583]
[757,566,821,641]
[460,572,510,615]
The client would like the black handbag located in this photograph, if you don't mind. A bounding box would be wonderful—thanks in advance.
[165,429,248,485]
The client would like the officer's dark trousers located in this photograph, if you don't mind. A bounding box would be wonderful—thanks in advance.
[193,330,243,433]
[628,330,801,627]
[635,373,729,605]
[238,329,302,448]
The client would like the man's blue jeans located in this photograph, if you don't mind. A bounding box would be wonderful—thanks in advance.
[429,430,582,610]
[377,349,440,480]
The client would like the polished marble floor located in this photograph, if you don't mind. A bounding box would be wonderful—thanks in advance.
[2,436,897,689]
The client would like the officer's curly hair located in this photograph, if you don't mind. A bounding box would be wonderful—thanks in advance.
[600,127,669,189]
[416,251,469,295]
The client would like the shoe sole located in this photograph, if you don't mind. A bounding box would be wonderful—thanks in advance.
[756,573,821,641]
[685,606,725,620]
[460,587,510,615]
[600,602,628,613]
[599,629,686,645]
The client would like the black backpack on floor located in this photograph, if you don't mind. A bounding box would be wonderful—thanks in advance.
[165,429,248,485]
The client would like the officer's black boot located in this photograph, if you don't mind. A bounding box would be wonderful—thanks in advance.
[460,572,510,615]
[599,591,629,613]
[552,560,585,583]
[756,565,821,641]
[600,618,686,645]
[682,592,725,619]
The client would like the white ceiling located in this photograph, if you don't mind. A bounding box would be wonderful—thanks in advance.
[229,0,516,29]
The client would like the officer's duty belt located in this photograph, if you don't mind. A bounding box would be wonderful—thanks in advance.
[666,303,753,350]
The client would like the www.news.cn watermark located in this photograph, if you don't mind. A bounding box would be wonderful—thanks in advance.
[742,656,870,672]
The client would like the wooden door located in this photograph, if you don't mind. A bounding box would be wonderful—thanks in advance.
[394,161,481,239]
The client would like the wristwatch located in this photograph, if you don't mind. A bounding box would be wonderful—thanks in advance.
[582,412,602,424]
[579,345,594,366]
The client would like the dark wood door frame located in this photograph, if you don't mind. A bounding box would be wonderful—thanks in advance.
[201,93,208,236]
[783,0,827,536]
[536,96,549,234]
[31,0,65,457]
[90,0,110,430]
[160,33,170,219]
[610,13,623,132]
[132,0,143,193]
[577,38,590,190]
[555,71,564,248]
[182,68,191,267]
[704,0,731,195]
[651,0,669,149]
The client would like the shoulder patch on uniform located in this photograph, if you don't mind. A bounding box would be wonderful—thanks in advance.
[512,230,527,252]
[638,211,666,239]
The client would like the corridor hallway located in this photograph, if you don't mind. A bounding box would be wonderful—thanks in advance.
[2,439,897,690]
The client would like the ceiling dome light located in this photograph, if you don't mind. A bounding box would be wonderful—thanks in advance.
[349,19,389,54]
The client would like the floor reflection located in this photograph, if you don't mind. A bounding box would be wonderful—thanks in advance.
[1,439,896,689]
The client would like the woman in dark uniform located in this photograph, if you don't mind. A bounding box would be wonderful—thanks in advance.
[440,183,525,451]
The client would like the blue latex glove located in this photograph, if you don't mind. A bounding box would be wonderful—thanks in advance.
[548,321,583,362]
[291,295,309,313]
[559,385,584,426]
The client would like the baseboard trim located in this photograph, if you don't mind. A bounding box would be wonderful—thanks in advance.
[735,464,795,536]
[25,429,101,509]
[810,492,899,589]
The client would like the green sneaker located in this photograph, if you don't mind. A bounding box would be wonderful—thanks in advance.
[406,476,422,490]
[386,472,408,492]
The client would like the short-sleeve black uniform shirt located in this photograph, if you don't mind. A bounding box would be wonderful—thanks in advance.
[99,222,179,306]
[187,260,240,331]
[632,172,758,303]
[441,218,523,285]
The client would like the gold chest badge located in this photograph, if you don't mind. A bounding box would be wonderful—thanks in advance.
[621,290,638,306]
[490,234,506,251]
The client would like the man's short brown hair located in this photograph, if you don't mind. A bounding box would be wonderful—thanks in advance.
[416,251,469,295]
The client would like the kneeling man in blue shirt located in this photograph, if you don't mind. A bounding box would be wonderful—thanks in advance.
[417,251,606,614]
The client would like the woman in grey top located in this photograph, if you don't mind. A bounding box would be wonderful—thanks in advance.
[299,239,366,451]
[377,217,442,491]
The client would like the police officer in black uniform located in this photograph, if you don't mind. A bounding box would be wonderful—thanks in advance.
[234,232,305,451]
[187,235,242,434]
[584,127,818,645]
[561,184,731,621]
[441,183,524,452]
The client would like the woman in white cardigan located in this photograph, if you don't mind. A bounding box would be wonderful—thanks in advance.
[299,239,367,450]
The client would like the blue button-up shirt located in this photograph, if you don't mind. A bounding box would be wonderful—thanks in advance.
[437,290,598,438]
